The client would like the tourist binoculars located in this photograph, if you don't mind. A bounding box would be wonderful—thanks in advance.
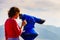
[19,14,45,40]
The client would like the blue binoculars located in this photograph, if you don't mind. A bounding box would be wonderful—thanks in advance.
[19,14,45,40]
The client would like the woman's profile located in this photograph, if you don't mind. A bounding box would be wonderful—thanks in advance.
[4,7,27,40]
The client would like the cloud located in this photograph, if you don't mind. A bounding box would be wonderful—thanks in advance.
[15,0,60,11]
[0,0,60,27]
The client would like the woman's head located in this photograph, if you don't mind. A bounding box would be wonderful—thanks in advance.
[8,7,20,19]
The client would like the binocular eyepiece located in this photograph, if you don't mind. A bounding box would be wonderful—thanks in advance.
[19,14,22,19]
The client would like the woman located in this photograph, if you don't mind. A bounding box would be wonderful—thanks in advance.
[4,7,27,40]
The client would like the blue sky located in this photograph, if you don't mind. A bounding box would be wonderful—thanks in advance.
[0,0,60,27]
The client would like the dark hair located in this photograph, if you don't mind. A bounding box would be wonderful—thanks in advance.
[8,7,20,18]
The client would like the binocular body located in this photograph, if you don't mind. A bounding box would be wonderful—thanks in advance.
[19,14,45,40]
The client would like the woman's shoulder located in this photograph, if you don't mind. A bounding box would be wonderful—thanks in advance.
[5,18,18,27]
[6,18,16,23]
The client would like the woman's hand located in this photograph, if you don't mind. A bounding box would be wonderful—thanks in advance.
[21,20,27,27]
[20,20,27,30]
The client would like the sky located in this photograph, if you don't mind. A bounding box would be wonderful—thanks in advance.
[0,0,60,27]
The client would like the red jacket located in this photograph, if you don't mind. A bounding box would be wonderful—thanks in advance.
[5,18,21,40]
